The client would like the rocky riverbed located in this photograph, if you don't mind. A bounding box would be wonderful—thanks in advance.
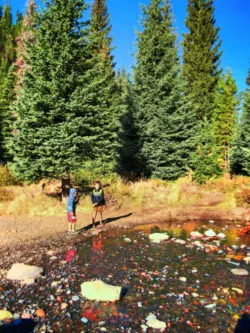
[0,220,249,332]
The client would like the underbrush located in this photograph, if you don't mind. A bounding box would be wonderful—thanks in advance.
[0,172,249,216]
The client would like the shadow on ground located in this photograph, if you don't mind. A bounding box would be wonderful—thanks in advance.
[77,212,133,233]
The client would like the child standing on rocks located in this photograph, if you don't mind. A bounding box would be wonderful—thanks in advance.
[67,187,79,234]
[91,181,105,228]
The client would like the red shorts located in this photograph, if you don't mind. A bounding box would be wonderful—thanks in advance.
[67,212,77,223]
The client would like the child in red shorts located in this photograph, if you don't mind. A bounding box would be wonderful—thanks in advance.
[67,187,79,234]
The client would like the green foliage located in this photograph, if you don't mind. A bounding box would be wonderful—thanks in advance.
[9,0,92,182]
[116,69,139,175]
[192,119,223,184]
[231,69,250,176]
[0,65,17,162]
[134,0,197,180]
[213,70,238,172]
[182,0,222,121]
[86,0,119,169]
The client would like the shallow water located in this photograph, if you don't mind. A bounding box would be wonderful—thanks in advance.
[0,220,249,333]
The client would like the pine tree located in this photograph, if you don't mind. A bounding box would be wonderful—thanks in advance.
[0,5,15,83]
[0,65,16,161]
[182,0,222,121]
[213,70,238,172]
[15,0,36,93]
[116,69,139,175]
[231,69,250,175]
[134,0,197,180]
[84,0,119,171]
[192,119,222,184]
[9,0,92,184]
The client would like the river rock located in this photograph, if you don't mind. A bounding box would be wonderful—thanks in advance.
[217,233,226,239]
[81,280,122,302]
[0,310,13,321]
[243,257,250,264]
[146,313,166,330]
[231,269,249,276]
[124,238,132,243]
[205,229,216,237]
[175,239,186,245]
[7,263,43,282]
[232,287,244,295]
[190,231,203,239]
[149,233,169,244]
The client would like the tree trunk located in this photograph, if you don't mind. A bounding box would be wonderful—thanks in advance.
[62,178,71,203]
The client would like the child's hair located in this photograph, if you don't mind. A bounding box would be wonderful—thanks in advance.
[94,181,102,187]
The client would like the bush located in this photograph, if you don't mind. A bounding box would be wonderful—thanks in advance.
[0,165,19,186]
[235,188,250,207]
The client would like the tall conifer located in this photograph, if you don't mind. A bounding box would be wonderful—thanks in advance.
[85,0,119,171]
[231,69,250,175]
[9,0,92,184]
[116,69,139,175]
[182,0,222,120]
[134,0,196,180]
[213,70,238,172]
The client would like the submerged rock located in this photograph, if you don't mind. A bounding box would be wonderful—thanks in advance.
[149,233,169,244]
[190,231,203,239]
[81,280,122,302]
[231,269,249,276]
[205,229,216,237]
[7,263,43,282]
[146,313,166,330]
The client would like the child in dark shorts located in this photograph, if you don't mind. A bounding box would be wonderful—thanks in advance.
[67,187,79,234]
[91,181,105,228]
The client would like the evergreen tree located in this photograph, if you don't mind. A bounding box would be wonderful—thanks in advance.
[182,0,222,121]
[231,69,250,175]
[15,0,36,93]
[213,70,238,172]
[0,65,16,161]
[85,0,119,171]
[0,5,15,83]
[116,69,139,175]
[9,0,93,184]
[192,119,222,184]
[134,0,197,180]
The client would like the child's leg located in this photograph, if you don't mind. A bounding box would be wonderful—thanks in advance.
[99,211,104,226]
[68,222,72,233]
[92,210,98,227]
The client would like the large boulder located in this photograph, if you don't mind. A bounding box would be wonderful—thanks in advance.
[7,263,43,283]
[81,280,122,302]
[149,233,169,244]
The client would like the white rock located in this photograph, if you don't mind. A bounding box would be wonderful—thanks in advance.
[232,288,244,295]
[124,238,132,243]
[175,239,186,245]
[81,280,122,302]
[193,241,203,247]
[141,324,148,332]
[205,304,216,310]
[190,231,203,239]
[217,233,226,239]
[231,245,239,250]
[179,277,187,282]
[209,220,215,224]
[231,269,249,276]
[72,295,80,302]
[7,263,43,282]
[205,229,216,237]
[146,314,166,330]
[60,303,68,310]
[192,292,199,297]
[243,257,250,264]
[149,233,169,244]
